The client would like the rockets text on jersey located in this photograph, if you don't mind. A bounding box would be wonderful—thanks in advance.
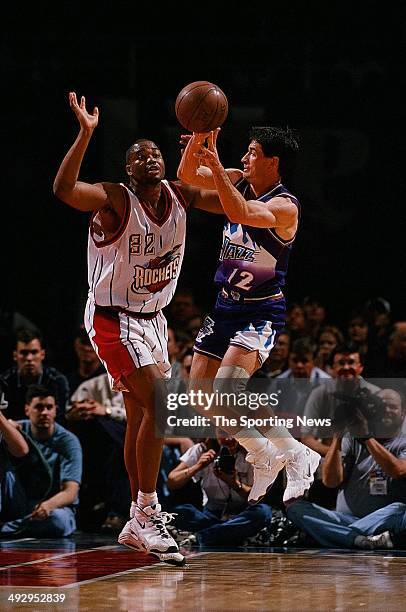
[87,180,188,313]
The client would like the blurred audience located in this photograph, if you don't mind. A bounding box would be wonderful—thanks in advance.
[1,384,82,538]
[278,338,331,384]
[1,290,405,548]
[285,303,307,342]
[66,327,105,395]
[347,313,369,359]
[261,331,291,378]
[303,295,327,340]
[385,322,406,378]
[1,329,70,423]
[67,373,129,532]
[314,325,344,374]
[167,288,200,331]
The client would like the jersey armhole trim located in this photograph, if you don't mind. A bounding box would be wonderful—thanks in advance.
[90,185,131,248]
[168,181,189,210]
[267,194,299,245]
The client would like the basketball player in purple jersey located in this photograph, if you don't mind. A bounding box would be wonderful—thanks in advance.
[53,93,227,565]
[178,128,320,504]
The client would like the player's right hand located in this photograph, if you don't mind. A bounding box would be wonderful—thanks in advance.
[69,91,99,132]
[197,449,216,468]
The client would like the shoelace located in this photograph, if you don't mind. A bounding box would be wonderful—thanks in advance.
[285,450,311,480]
[149,512,177,538]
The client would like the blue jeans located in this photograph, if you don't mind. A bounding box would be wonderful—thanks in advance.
[287,499,406,548]
[174,503,272,546]
[0,469,76,538]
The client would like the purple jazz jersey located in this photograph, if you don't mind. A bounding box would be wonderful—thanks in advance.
[214,180,300,299]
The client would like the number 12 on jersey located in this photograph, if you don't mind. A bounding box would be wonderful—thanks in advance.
[227,268,254,291]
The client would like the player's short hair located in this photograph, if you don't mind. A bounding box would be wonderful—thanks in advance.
[126,139,161,164]
[249,126,299,177]
[25,384,55,405]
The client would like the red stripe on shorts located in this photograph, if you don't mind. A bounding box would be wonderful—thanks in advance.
[92,306,136,383]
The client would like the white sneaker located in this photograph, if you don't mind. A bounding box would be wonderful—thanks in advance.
[117,504,179,554]
[283,444,321,502]
[247,441,286,504]
[354,531,394,550]
[150,551,186,566]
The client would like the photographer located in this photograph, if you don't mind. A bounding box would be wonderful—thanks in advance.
[301,345,379,456]
[287,388,406,549]
[167,433,272,547]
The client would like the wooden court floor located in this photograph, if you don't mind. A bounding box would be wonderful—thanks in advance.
[1,535,405,611]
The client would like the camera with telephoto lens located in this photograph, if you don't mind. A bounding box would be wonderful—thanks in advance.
[333,387,386,425]
[214,446,236,474]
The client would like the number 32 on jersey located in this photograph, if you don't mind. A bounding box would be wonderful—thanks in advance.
[129,233,156,256]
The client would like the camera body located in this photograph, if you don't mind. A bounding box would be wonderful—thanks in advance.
[333,387,386,426]
[213,446,236,474]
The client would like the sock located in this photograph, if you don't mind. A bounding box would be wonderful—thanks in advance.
[235,428,269,454]
[130,501,138,518]
[264,426,302,452]
[137,491,159,509]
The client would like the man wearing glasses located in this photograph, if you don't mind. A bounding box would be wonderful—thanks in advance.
[300,345,380,456]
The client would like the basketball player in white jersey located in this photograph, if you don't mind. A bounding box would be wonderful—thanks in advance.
[53,93,224,565]
[178,129,320,506]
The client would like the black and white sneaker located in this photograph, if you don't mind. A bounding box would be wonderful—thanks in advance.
[118,504,182,558]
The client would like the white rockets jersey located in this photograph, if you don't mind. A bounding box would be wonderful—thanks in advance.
[87,180,187,313]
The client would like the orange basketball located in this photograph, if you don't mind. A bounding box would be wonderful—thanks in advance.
[175,81,228,133]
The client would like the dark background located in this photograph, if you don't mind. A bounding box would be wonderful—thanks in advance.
[2,2,405,368]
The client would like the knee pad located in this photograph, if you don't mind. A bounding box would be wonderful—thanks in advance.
[213,366,250,396]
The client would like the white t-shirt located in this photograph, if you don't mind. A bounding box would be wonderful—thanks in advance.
[180,443,253,514]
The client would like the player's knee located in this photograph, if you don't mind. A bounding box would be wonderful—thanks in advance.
[213,366,250,396]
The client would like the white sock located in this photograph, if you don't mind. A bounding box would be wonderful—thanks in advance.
[130,501,138,518]
[137,491,159,509]
[235,428,269,454]
[264,426,302,452]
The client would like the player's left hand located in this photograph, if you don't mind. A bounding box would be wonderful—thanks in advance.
[194,129,222,170]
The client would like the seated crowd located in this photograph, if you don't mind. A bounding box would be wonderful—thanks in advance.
[0,291,405,551]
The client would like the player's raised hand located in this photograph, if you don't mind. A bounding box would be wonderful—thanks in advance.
[69,91,99,132]
[208,127,221,151]
[194,128,221,170]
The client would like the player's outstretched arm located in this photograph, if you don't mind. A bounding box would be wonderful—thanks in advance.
[53,92,110,212]
[177,132,241,189]
[196,131,298,230]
